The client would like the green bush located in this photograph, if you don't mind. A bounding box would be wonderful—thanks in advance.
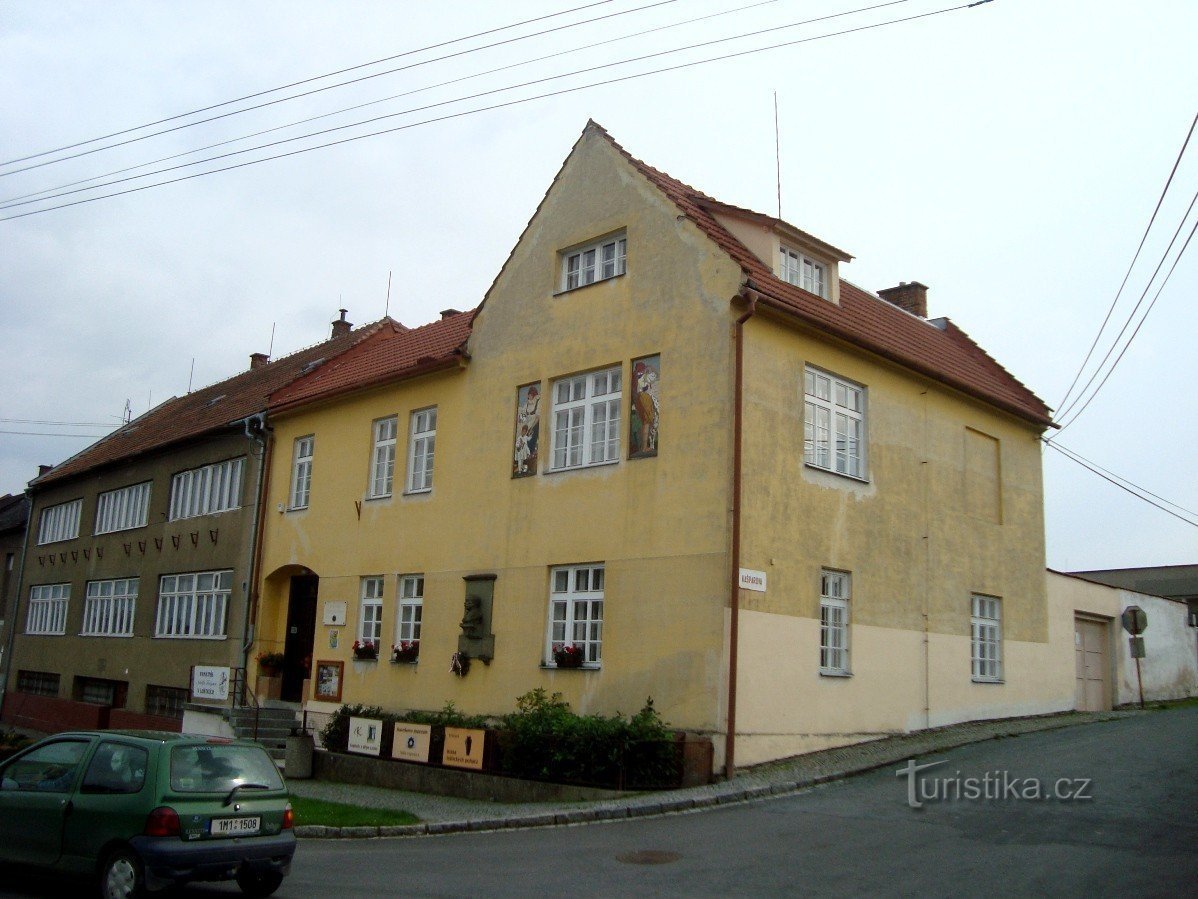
[498,689,678,788]
[400,701,487,730]
[319,703,386,752]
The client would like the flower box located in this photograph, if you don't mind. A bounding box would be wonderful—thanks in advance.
[391,648,419,664]
[352,640,379,661]
[552,644,586,669]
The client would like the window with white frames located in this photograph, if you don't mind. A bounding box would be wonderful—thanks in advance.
[369,417,398,498]
[819,571,850,674]
[154,571,231,639]
[95,482,151,535]
[396,575,423,649]
[546,564,604,666]
[406,409,436,493]
[971,594,1003,682]
[289,436,314,509]
[804,369,866,479]
[562,234,626,291]
[551,367,621,470]
[82,578,138,637]
[37,499,81,545]
[168,458,244,521]
[26,583,69,634]
[780,246,827,298]
[359,577,383,645]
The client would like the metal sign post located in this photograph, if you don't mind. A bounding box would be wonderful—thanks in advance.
[1121,606,1148,709]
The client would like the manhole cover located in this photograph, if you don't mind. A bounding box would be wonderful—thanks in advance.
[615,849,682,865]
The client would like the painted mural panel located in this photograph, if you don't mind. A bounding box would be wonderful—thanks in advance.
[630,354,660,458]
[513,382,542,477]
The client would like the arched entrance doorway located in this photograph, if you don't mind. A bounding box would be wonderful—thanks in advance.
[282,573,318,702]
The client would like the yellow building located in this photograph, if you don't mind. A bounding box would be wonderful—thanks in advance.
[254,122,1056,773]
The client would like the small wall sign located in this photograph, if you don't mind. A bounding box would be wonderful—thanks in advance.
[190,666,230,702]
[442,727,485,770]
[348,717,383,756]
[392,723,432,763]
[323,602,348,626]
[738,568,767,593]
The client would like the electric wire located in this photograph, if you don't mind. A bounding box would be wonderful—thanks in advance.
[1054,111,1197,419]
[0,418,117,427]
[1044,441,1198,528]
[0,430,110,438]
[1053,207,1198,434]
[0,0,680,178]
[0,0,946,220]
[0,0,787,207]
[0,0,622,168]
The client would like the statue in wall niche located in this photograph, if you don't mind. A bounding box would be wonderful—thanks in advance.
[460,595,485,638]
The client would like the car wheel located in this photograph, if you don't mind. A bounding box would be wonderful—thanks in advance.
[236,868,284,897]
[99,849,144,899]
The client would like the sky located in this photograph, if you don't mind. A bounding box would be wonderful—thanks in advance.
[1,0,1195,572]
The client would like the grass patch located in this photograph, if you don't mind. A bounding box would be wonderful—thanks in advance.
[289,795,419,827]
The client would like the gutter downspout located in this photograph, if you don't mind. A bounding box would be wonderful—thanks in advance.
[241,413,273,673]
[0,496,33,720]
[726,288,758,780]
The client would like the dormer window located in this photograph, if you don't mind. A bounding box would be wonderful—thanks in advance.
[562,234,626,291]
[781,246,826,298]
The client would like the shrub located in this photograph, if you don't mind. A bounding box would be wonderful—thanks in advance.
[319,703,386,752]
[400,701,487,730]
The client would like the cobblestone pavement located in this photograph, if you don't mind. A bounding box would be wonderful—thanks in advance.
[287,710,1136,838]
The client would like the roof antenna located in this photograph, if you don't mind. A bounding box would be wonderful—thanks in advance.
[122,399,132,424]
[385,270,392,318]
[774,90,782,220]
[187,358,195,394]
[268,322,276,358]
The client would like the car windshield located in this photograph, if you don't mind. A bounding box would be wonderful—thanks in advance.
[169,744,284,793]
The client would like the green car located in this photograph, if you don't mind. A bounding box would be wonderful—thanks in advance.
[0,730,295,897]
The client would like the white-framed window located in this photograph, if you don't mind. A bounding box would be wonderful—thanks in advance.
[804,368,866,479]
[819,570,850,674]
[26,583,69,635]
[369,417,398,498]
[289,436,314,509]
[781,246,827,298]
[971,594,1003,682]
[37,499,81,545]
[95,482,151,535]
[359,576,384,645]
[81,578,138,637]
[406,409,436,494]
[546,564,604,666]
[551,367,621,470]
[562,234,627,291]
[154,570,231,639]
[396,574,424,648]
[168,458,244,521]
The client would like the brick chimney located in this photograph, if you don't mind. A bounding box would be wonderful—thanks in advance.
[877,282,928,318]
[38,464,53,477]
[331,308,352,338]
[440,308,461,320]
[249,352,269,370]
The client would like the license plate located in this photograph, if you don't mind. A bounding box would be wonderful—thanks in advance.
[211,816,261,836]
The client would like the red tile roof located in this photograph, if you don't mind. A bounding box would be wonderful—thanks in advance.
[590,121,1052,428]
[268,312,473,413]
[33,321,385,487]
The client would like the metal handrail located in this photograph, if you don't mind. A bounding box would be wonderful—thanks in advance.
[230,667,261,741]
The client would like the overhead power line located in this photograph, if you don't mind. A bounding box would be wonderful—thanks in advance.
[1,0,968,221]
[0,417,116,427]
[0,0,786,207]
[1053,110,1198,419]
[0,430,109,438]
[1044,441,1198,528]
[0,0,625,169]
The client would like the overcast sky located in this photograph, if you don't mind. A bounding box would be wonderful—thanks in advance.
[2,0,1194,572]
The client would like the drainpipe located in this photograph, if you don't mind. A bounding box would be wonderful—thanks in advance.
[0,495,33,721]
[240,413,273,673]
[726,288,758,780]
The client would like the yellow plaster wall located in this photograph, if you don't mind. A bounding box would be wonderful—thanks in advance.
[257,127,743,733]
[730,312,1052,757]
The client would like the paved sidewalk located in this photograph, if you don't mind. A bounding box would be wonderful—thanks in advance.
[288,710,1135,839]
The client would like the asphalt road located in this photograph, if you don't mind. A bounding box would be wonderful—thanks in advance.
[2,706,1195,897]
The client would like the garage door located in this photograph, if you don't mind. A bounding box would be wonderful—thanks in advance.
[1074,617,1110,711]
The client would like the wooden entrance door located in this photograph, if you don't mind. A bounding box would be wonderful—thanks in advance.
[1074,617,1110,711]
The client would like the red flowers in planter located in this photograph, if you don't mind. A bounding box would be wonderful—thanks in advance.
[552,643,585,668]
[352,639,378,660]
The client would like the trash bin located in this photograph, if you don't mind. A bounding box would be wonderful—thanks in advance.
[285,732,314,779]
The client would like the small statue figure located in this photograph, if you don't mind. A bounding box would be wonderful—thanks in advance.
[460,595,484,638]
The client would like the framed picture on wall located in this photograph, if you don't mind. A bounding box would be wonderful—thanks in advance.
[313,660,343,703]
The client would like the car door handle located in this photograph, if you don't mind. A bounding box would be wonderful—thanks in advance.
[63,799,73,815]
